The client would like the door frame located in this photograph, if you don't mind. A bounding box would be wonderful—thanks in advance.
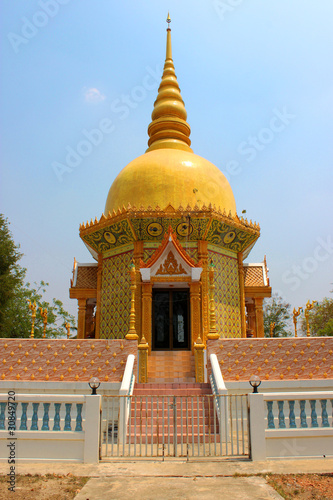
[152,288,190,351]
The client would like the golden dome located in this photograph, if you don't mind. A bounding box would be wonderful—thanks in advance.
[105,148,236,215]
[105,16,236,216]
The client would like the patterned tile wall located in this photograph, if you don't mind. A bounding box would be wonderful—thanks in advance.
[100,251,132,339]
[0,339,137,382]
[209,251,241,338]
[207,338,333,381]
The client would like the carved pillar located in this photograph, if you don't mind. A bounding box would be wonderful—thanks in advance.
[190,281,201,350]
[198,241,209,343]
[125,263,139,340]
[141,282,153,352]
[94,254,103,338]
[194,339,205,383]
[138,333,149,383]
[207,263,219,340]
[77,298,86,339]
[85,302,95,338]
[246,302,256,337]
[134,241,144,340]
[237,252,246,338]
[254,298,264,338]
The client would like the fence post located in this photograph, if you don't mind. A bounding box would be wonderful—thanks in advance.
[194,338,205,383]
[84,395,101,463]
[138,335,149,383]
[248,393,266,461]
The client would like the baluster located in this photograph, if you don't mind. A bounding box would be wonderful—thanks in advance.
[277,401,286,428]
[288,400,296,428]
[320,400,329,427]
[75,403,83,432]
[42,403,50,431]
[0,402,6,430]
[64,403,72,431]
[20,403,28,430]
[299,400,308,428]
[331,400,333,425]
[53,403,61,431]
[266,401,275,429]
[31,402,39,430]
[310,400,318,427]
[10,403,18,431]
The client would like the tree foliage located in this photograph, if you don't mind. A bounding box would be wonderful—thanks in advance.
[0,215,76,338]
[301,296,333,337]
[263,294,292,337]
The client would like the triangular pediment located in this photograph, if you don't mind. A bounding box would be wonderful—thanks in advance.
[140,227,202,282]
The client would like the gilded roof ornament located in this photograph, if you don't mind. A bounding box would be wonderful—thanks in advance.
[146,14,192,153]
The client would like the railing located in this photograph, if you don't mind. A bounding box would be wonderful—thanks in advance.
[0,394,101,463]
[264,392,333,429]
[100,394,249,459]
[0,394,85,432]
[249,392,333,460]
[117,354,135,445]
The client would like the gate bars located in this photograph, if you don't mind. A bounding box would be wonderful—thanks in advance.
[100,394,249,459]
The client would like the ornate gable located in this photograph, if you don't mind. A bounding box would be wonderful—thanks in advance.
[140,227,202,282]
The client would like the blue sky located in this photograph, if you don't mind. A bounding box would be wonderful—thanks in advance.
[1,0,332,321]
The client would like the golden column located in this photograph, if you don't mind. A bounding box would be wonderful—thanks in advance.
[190,281,201,348]
[141,282,153,352]
[207,262,219,340]
[245,302,256,337]
[39,307,48,338]
[254,298,264,337]
[198,241,209,342]
[125,263,139,340]
[237,252,246,338]
[28,300,37,338]
[133,241,144,339]
[77,299,86,339]
[138,331,149,383]
[293,306,302,337]
[305,300,317,337]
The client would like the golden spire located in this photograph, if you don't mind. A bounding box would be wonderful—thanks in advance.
[146,14,192,153]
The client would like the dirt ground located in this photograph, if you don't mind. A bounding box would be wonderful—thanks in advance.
[1,472,333,499]
[0,473,89,500]
[266,473,333,500]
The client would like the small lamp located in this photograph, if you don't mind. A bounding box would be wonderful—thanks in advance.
[249,375,261,394]
[88,377,100,395]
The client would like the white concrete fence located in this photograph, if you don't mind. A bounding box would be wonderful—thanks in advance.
[249,391,333,460]
[0,394,101,463]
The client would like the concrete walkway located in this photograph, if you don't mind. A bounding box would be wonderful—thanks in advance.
[1,459,332,500]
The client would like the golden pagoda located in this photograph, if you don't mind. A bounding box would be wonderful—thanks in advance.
[70,16,271,363]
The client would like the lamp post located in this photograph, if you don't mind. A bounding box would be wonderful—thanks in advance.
[88,377,100,395]
[249,375,261,394]
[305,300,317,337]
[293,307,302,337]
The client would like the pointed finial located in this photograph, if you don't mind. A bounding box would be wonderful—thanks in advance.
[146,14,192,153]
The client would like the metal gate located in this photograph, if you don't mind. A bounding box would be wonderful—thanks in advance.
[100,394,249,459]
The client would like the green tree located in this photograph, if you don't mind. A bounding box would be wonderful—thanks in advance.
[301,296,333,336]
[0,215,76,338]
[263,294,292,337]
[0,215,24,326]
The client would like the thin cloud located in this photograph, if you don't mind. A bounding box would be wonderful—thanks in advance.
[83,87,106,103]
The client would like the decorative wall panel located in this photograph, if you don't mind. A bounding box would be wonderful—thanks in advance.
[100,251,132,339]
[209,251,241,338]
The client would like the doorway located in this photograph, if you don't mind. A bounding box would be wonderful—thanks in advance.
[152,289,190,350]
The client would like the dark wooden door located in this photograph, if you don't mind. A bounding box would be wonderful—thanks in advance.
[152,289,190,350]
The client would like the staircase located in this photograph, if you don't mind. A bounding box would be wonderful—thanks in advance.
[148,350,195,383]
[128,382,218,444]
